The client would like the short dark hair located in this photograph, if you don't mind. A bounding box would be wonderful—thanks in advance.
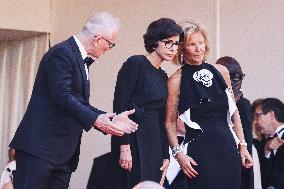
[252,98,264,113]
[261,98,284,122]
[143,18,183,53]
[216,56,243,74]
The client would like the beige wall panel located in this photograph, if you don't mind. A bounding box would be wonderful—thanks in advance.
[0,0,51,32]
[50,1,217,188]
[219,0,284,102]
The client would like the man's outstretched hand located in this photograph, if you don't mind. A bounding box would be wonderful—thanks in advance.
[93,109,138,136]
[112,109,138,134]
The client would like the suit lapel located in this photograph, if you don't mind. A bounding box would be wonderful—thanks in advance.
[67,37,90,102]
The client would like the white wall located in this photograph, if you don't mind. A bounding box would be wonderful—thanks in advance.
[219,0,284,101]
[0,0,51,32]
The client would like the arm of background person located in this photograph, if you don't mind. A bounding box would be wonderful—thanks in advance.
[214,64,253,168]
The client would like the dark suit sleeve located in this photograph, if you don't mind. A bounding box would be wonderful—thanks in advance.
[45,48,98,132]
[112,58,140,145]
[88,105,106,115]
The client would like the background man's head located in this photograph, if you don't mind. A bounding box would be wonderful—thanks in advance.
[254,98,284,136]
[216,56,245,101]
[132,181,165,189]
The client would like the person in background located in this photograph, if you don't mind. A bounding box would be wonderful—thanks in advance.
[0,148,16,189]
[111,18,183,188]
[252,99,265,143]
[165,20,253,189]
[251,99,265,189]
[132,181,165,189]
[9,12,138,189]
[216,56,253,189]
[254,98,284,189]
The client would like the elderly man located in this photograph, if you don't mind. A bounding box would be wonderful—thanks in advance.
[254,98,284,189]
[10,12,138,189]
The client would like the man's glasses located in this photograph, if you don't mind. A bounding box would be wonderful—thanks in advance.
[160,40,181,49]
[94,36,115,49]
[254,112,266,118]
[229,73,245,82]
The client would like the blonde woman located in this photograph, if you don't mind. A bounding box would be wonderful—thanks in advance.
[165,20,253,189]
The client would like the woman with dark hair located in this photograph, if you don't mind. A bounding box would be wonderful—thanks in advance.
[165,20,253,189]
[111,18,183,189]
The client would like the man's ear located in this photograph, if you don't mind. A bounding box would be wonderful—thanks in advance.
[268,111,276,121]
[93,36,101,47]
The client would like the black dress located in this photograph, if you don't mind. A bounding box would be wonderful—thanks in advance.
[178,62,241,189]
[111,55,169,189]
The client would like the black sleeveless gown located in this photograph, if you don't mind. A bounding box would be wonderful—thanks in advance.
[178,62,241,189]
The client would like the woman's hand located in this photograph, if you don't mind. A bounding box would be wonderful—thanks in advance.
[119,144,132,172]
[239,146,253,168]
[159,159,170,185]
[176,152,198,179]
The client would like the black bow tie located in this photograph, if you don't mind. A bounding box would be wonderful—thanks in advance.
[267,128,284,141]
[84,57,94,67]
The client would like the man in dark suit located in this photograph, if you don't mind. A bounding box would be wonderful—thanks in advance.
[254,98,284,189]
[9,12,138,189]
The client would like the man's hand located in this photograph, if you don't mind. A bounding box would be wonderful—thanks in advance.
[112,109,138,134]
[264,137,284,156]
[93,113,124,136]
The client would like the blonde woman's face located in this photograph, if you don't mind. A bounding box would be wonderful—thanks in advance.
[183,32,206,65]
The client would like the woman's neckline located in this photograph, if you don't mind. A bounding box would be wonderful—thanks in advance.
[183,60,205,68]
[144,54,162,70]
[183,59,204,66]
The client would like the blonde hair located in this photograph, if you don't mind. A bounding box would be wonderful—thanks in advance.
[173,20,209,65]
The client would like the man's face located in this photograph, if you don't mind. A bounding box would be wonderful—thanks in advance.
[254,106,275,136]
[89,32,117,58]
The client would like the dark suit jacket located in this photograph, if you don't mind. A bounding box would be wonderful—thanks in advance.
[10,37,105,171]
[264,134,284,188]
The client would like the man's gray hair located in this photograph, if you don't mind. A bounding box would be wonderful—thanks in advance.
[81,12,120,37]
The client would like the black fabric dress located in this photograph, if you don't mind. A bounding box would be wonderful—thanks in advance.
[178,62,241,189]
[111,55,169,189]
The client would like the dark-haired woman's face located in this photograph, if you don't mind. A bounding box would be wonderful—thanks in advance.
[155,35,180,61]
[183,32,205,65]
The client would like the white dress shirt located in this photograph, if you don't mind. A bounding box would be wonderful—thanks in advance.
[73,35,89,80]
